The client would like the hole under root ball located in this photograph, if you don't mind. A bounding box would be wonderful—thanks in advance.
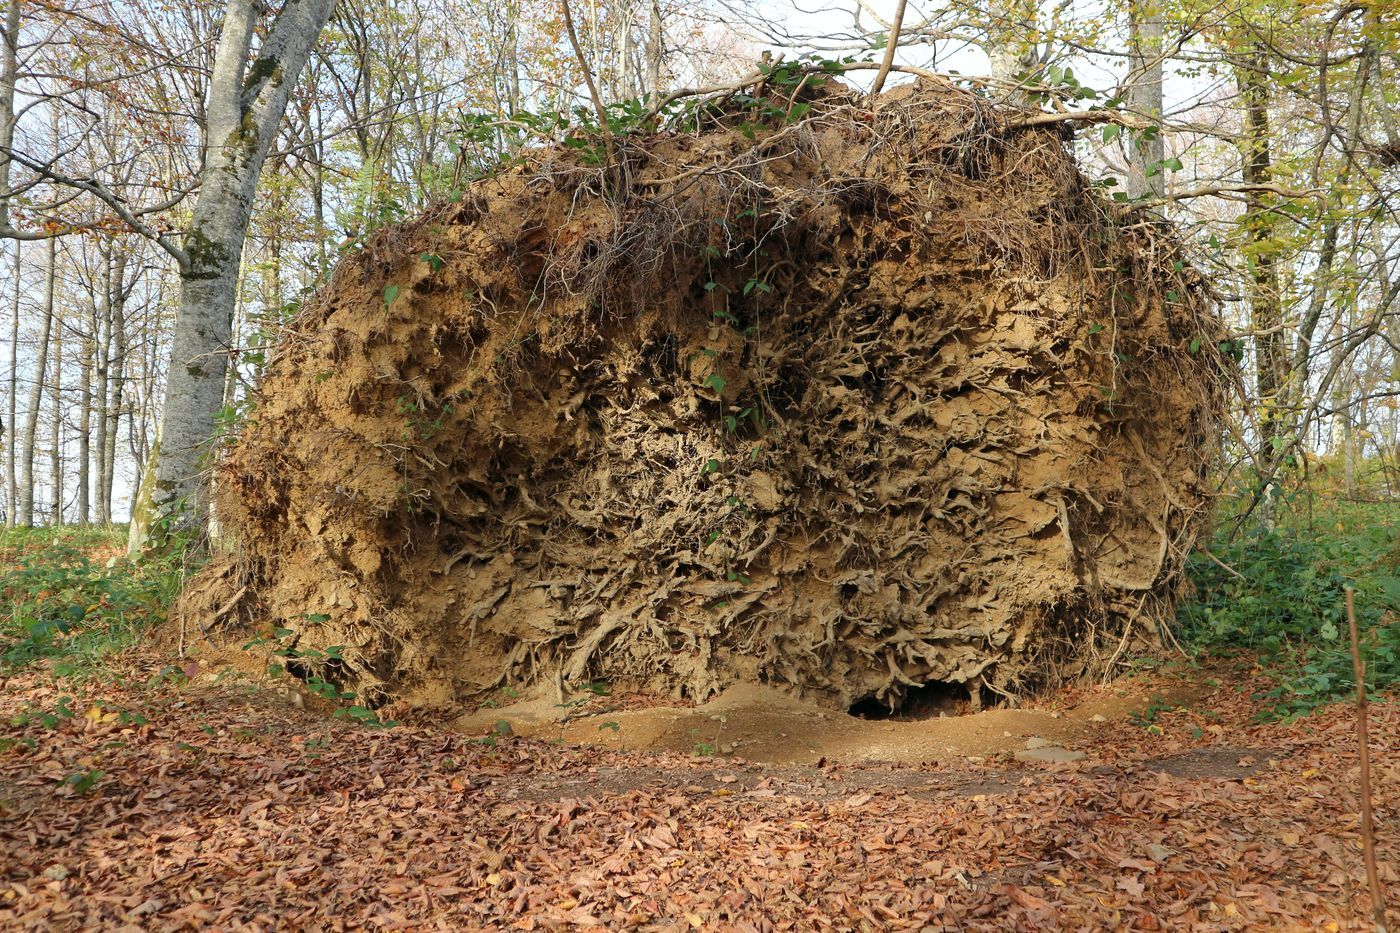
[848,681,988,720]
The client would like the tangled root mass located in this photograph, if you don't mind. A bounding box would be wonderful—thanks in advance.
[183,80,1228,714]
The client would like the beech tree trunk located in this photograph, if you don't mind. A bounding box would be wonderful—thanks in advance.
[48,301,61,523]
[93,247,111,524]
[1126,0,1165,199]
[1,3,18,525]
[79,285,94,524]
[5,243,17,525]
[19,236,54,525]
[1238,48,1287,462]
[104,261,128,522]
[0,0,21,235]
[130,0,336,550]
[646,0,662,104]
[986,0,1041,95]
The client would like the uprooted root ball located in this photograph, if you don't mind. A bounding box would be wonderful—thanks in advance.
[180,79,1228,714]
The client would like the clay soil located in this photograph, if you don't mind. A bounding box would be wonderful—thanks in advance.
[453,675,1215,766]
[2,654,1394,929]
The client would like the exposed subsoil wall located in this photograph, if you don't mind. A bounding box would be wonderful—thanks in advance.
[181,80,1227,713]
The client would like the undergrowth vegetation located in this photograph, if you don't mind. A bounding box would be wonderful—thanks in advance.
[1179,498,1399,720]
[0,526,398,728]
[0,525,186,675]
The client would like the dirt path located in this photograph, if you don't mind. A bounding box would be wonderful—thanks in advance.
[454,675,1213,765]
[1,658,1395,930]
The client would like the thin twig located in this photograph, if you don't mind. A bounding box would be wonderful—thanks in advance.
[559,0,615,171]
[869,0,908,99]
[1347,586,1389,933]
[1007,108,1146,129]
[1201,548,1247,580]
[1125,182,1324,209]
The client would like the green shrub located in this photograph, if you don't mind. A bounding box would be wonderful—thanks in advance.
[0,525,187,674]
[1178,502,1399,720]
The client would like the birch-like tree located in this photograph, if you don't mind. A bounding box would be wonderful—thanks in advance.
[129,0,337,548]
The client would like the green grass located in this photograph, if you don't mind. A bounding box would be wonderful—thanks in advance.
[0,524,186,676]
[1178,500,1399,720]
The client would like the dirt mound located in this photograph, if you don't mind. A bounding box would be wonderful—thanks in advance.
[180,78,1227,714]
[452,677,1215,766]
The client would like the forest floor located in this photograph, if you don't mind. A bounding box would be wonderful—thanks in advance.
[452,672,1217,766]
[1,650,1395,930]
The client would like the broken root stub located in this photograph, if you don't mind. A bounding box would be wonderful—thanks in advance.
[180,79,1228,715]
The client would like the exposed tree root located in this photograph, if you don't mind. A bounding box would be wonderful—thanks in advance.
[178,80,1228,714]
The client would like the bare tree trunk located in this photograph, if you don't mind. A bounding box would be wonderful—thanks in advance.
[5,242,17,526]
[48,297,61,524]
[1125,0,1165,199]
[19,236,54,525]
[0,0,21,235]
[507,2,521,116]
[646,0,663,104]
[1237,49,1287,463]
[131,275,160,475]
[93,246,111,524]
[1331,301,1357,497]
[130,0,336,551]
[985,0,1041,96]
[1,3,18,525]
[78,272,96,524]
[618,1,632,99]
[104,253,129,522]
[222,273,244,413]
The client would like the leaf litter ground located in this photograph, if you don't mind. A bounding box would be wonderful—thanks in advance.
[1,653,1394,930]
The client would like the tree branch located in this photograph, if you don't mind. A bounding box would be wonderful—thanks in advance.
[869,0,909,99]
[559,0,614,169]
[0,145,190,269]
[1126,182,1323,209]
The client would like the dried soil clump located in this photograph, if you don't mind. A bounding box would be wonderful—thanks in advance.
[182,80,1227,714]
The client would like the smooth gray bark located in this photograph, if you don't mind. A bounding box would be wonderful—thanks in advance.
[1125,0,1165,199]
[647,0,662,104]
[5,242,17,525]
[19,235,53,525]
[985,0,1042,104]
[104,256,128,522]
[93,246,110,524]
[0,2,14,525]
[47,294,59,523]
[131,0,336,550]
[78,268,96,525]
[0,0,20,235]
